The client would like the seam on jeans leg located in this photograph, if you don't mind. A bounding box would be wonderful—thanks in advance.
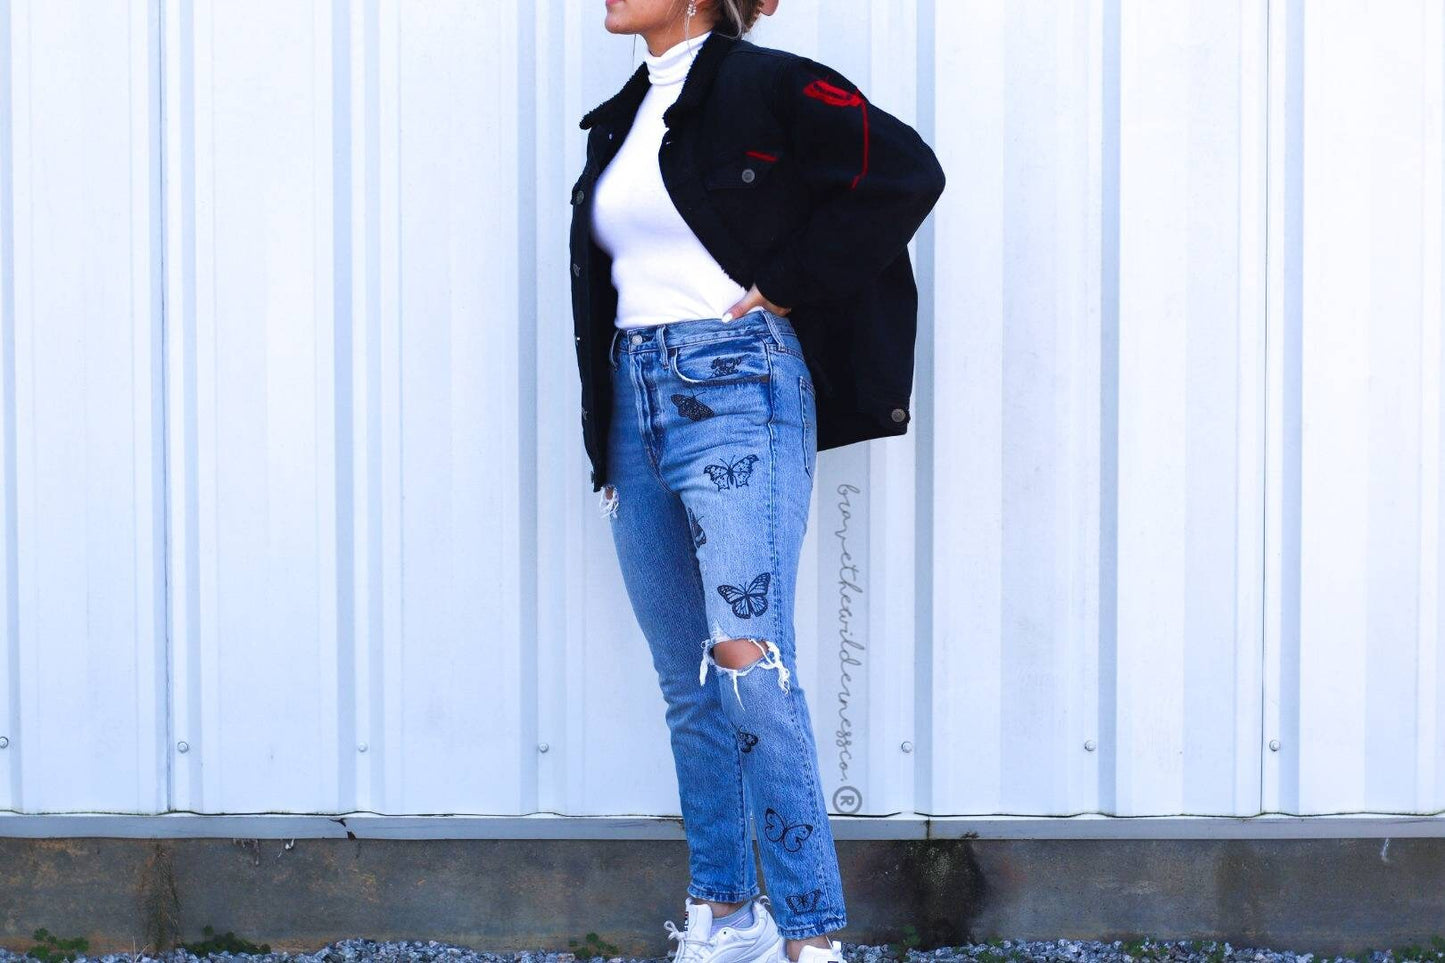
[765,349,780,673]
[761,347,841,927]
[683,528,752,896]
[768,351,834,915]
[733,720,749,891]
[787,663,837,913]
[724,613,748,889]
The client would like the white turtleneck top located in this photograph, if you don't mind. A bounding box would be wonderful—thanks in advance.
[589,29,765,330]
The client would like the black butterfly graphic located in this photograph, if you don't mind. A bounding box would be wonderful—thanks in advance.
[784,889,822,914]
[710,355,743,376]
[717,572,770,619]
[671,393,715,421]
[687,506,707,548]
[704,453,760,491]
[735,727,760,753]
[764,807,814,852]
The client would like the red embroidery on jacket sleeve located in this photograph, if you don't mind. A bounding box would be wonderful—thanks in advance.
[802,78,869,189]
[745,150,778,162]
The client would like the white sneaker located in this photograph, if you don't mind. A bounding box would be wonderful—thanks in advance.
[782,939,846,963]
[664,894,784,963]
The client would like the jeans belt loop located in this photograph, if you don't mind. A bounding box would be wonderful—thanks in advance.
[657,320,672,372]
[761,307,787,350]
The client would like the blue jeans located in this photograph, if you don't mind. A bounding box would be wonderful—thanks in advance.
[599,307,847,940]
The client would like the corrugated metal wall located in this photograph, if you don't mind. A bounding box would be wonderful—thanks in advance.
[0,0,1441,828]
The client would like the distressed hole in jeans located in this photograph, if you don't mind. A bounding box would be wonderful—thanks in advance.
[698,619,791,707]
[599,484,619,519]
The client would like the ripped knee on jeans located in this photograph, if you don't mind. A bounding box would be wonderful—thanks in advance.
[698,619,791,707]
[598,484,619,519]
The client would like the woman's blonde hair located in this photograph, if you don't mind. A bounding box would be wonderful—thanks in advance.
[709,0,766,37]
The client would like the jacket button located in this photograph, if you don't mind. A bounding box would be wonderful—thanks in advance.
[891,407,908,423]
[575,335,582,343]
[573,188,585,204]
[582,407,588,419]
[741,168,755,183]
[572,262,581,277]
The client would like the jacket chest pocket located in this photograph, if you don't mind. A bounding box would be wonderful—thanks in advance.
[703,147,784,190]
[670,336,772,386]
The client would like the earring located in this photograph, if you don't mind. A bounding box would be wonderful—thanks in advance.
[687,1,697,15]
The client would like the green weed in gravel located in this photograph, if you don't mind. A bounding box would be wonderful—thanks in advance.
[23,928,88,963]
[179,924,272,957]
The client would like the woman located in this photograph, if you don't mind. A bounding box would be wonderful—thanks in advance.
[569,2,945,962]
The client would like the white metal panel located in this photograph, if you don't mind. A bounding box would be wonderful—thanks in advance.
[164,0,343,814]
[926,0,1268,819]
[1112,0,1267,817]
[1262,0,1445,816]
[0,0,1441,829]
[162,0,531,815]
[2,0,167,814]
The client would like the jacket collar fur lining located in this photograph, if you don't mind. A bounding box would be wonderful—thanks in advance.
[578,29,740,130]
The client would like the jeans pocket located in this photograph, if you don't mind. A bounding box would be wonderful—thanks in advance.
[799,376,816,478]
[670,334,772,386]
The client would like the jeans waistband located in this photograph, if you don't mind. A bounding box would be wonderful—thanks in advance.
[608,309,797,369]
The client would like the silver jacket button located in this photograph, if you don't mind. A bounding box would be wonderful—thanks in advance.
[575,335,582,343]
[891,407,908,423]
[741,168,756,183]
[572,262,581,277]
[573,188,585,204]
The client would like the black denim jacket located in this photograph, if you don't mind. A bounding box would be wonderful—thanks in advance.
[569,29,946,492]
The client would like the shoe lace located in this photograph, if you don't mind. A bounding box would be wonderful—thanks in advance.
[663,918,715,963]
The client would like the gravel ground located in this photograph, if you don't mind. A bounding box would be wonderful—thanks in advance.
[3,937,1445,963]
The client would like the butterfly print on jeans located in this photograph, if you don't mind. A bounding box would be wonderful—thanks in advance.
[785,889,823,914]
[735,726,760,753]
[687,506,707,548]
[717,572,770,619]
[671,392,715,421]
[763,806,814,852]
[710,355,743,376]
[704,453,759,491]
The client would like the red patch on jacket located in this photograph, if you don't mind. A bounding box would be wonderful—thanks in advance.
[802,79,870,189]
[745,149,778,162]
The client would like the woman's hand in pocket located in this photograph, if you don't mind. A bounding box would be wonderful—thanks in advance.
[720,284,790,324]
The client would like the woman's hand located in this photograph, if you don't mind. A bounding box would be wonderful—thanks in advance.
[720,284,790,323]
